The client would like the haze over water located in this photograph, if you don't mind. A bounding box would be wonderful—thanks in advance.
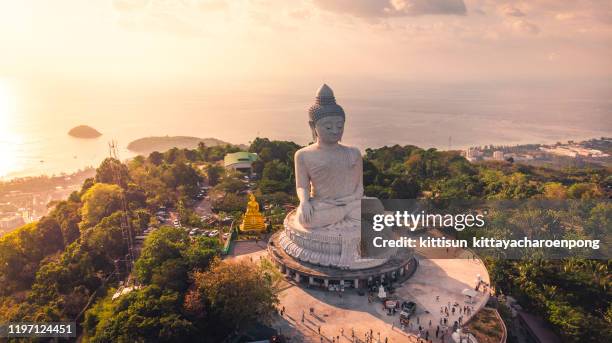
[1,78,610,180]
[2,1,612,180]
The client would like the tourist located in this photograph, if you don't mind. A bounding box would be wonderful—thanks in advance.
[428,319,431,327]
[451,307,455,315]
[318,326,321,335]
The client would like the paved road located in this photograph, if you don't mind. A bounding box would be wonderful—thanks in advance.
[194,197,213,217]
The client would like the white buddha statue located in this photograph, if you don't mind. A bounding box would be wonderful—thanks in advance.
[295,84,363,230]
[278,84,390,270]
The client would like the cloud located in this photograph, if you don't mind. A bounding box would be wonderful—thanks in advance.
[555,12,576,21]
[112,0,149,12]
[501,5,525,17]
[288,8,311,20]
[198,0,227,12]
[512,19,540,35]
[312,0,467,18]
[548,52,559,61]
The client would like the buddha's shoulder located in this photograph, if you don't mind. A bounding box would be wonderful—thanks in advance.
[294,144,318,159]
[341,144,361,155]
[295,144,360,160]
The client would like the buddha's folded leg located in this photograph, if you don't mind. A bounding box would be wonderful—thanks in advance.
[344,199,362,222]
[300,203,349,229]
[300,199,363,229]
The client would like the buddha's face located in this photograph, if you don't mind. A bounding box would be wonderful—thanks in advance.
[311,116,344,144]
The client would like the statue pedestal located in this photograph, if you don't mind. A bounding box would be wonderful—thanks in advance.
[268,230,416,290]
[277,210,390,270]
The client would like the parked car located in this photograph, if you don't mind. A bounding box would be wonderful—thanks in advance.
[401,301,416,317]
[208,230,219,237]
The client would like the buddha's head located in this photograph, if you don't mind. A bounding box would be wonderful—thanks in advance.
[308,84,345,144]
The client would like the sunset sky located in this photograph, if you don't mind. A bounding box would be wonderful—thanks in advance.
[0,1,611,179]
[0,0,610,88]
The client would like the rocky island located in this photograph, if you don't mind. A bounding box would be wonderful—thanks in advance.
[68,125,102,138]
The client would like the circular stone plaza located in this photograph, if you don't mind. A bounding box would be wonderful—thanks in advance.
[227,239,491,343]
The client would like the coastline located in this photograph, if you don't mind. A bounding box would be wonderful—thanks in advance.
[2,134,609,182]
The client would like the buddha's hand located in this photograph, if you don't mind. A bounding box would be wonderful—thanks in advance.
[297,201,314,223]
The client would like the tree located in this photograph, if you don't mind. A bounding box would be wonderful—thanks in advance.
[80,183,123,230]
[205,165,224,186]
[389,176,420,199]
[148,151,164,166]
[162,162,202,198]
[567,183,603,199]
[214,177,246,194]
[543,182,567,199]
[95,158,130,188]
[135,227,190,285]
[53,200,81,245]
[212,193,247,213]
[84,285,196,342]
[187,259,278,335]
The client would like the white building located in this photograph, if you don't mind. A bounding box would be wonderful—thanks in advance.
[465,148,483,162]
[493,151,505,161]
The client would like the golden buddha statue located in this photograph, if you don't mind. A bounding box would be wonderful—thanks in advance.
[240,193,266,232]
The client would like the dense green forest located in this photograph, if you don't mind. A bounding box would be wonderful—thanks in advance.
[0,139,609,342]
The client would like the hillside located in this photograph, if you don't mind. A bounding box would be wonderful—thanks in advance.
[127,136,246,154]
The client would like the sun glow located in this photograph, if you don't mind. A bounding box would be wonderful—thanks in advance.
[0,79,20,179]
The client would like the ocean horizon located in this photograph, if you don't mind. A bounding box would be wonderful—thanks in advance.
[1,80,610,181]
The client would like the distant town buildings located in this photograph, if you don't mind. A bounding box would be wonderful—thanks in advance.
[539,145,610,158]
[465,148,483,162]
[462,137,611,166]
[493,151,504,161]
[0,213,25,231]
[224,151,258,174]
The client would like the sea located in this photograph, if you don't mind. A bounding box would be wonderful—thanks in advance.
[1,79,610,180]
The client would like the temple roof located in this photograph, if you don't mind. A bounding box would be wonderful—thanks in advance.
[224,151,258,167]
